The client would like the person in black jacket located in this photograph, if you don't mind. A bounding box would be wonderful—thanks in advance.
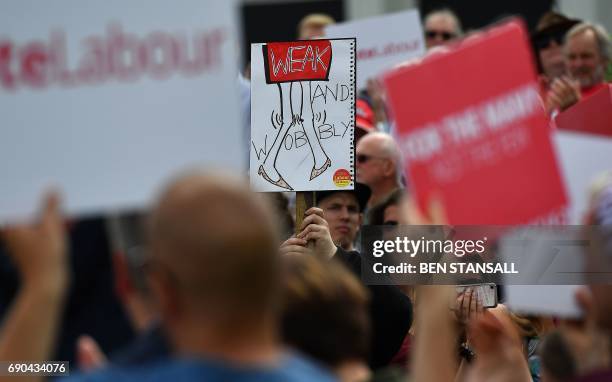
[280,184,413,370]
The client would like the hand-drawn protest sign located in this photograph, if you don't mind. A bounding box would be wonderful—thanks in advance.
[0,0,243,223]
[384,19,568,225]
[250,38,356,192]
[325,10,425,90]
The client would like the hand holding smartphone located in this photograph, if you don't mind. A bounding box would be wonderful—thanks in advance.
[456,283,498,308]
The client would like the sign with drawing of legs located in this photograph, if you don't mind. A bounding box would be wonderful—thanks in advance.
[250,38,356,192]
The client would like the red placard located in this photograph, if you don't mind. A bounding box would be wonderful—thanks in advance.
[384,19,567,225]
[263,40,332,84]
[555,84,612,138]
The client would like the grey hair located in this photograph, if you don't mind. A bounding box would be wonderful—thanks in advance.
[565,22,611,62]
[368,132,404,185]
[424,8,463,36]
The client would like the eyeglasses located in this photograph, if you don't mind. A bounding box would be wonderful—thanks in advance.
[356,154,385,164]
[534,31,565,50]
[425,30,456,41]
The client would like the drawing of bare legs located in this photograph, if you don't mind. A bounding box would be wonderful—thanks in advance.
[258,82,295,191]
[259,81,332,190]
[305,81,331,180]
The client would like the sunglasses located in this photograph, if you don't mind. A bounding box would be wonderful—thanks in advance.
[356,154,385,164]
[425,30,455,41]
[534,31,565,50]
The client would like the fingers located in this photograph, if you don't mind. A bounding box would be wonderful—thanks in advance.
[297,223,327,240]
[300,209,327,232]
[305,207,324,218]
[576,287,595,325]
[76,335,107,372]
[404,196,428,225]
[280,245,309,255]
[280,236,309,256]
[281,237,308,248]
[469,311,504,352]
[302,229,329,243]
[462,289,473,322]
[42,191,61,222]
[428,196,448,225]
[549,78,580,110]
[299,213,328,232]
[454,287,484,324]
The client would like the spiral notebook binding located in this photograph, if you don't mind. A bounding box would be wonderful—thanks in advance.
[349,38,356,188]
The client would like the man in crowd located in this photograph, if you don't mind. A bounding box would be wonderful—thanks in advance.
[423,8,463,49]
[531,12,580,92]
[0,173,335,381]
[281,254,371,382]
[566,22,610,97]
[280,202,413,371]
[356,132,403,210]
[547,22,610,112]
[313,183,370,251]
[297,13,335,40]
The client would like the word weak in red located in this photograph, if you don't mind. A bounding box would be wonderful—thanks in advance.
[263,40,332,84]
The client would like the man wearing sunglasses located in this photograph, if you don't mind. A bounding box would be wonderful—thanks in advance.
[532,12,580,87]
[423,8,463,49]
[356,132,403,210]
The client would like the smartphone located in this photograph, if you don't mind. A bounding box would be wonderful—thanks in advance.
[455,283,498,308]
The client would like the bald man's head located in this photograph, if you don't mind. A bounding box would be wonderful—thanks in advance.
[148,172,280,322]
[356,132,402,188]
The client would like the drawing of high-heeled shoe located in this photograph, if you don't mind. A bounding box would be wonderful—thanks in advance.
[259,165,294,191]
[310,158,331,180]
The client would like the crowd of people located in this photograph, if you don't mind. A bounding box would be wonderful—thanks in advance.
[1,5,612,382]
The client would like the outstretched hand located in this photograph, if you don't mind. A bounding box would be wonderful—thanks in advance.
[2,191,69,292]
[546,76,581,113]
[464,308,532,382]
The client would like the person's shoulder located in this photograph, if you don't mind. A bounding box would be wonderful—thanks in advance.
[333,246,362,269]
[59,359,213,382]
[276,352,336,382]
[61,354,336,382]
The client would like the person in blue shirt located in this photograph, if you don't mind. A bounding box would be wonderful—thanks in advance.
[0,173,335,382]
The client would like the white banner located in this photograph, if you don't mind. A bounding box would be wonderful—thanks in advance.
[554,130,612,223]
[325,9,425,90]
[0,0,243,222]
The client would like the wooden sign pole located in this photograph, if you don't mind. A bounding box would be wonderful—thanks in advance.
[295,191,316,236]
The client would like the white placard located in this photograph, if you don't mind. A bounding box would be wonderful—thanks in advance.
[325,10,425,90]
[554,130,612,223]
[505,285,582,318]
[0,0,243,222]
[250,39,356,192]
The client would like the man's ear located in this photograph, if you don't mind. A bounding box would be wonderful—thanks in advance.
[357,213,363,231]
[383,158,395,177]
[147,265,180,321]
[112,251,135,303]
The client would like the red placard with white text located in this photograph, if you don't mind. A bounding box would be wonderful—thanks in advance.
[555,84,612,138]
[384,19,567,225]
[263,40,332,83]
